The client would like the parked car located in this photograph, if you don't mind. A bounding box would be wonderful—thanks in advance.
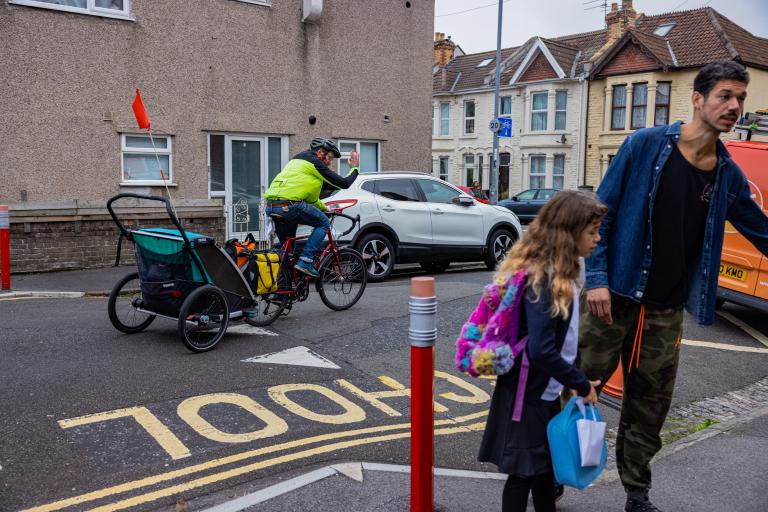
[321,172,522,282]
[498,188,557,224]
[457,186,490,204]
[716,137,768,312]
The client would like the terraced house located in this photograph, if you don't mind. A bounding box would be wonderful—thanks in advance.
[432,31,604,199]
[584,1,768,186]
[1,0,433,272]
[433,1,768,197]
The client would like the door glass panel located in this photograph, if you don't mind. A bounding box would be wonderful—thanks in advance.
[209,134,225,193]
[375,179,420,202]
[267,137,282,184]
[231,140,261,234]
[360,142,379,173]
[416,179,460,204]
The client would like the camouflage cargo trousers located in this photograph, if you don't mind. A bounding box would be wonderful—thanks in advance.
[578,293,683,489]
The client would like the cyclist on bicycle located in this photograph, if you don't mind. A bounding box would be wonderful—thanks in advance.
[265,137,360,277]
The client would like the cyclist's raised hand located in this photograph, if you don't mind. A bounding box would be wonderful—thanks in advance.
[349,151,360,168]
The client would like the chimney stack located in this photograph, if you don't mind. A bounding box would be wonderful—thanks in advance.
[590,0,640,64]
[434,32,457,68]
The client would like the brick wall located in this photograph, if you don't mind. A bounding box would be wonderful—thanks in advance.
[599,43,659,76]
[519,51,558,83]
[8,206,225,274]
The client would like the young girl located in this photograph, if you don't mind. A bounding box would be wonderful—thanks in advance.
[478,190,607,512]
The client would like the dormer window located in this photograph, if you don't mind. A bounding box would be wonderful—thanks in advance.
[653,24,675,37]
[477,58,494,68]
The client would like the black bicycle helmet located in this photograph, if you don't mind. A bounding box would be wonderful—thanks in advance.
[310,137,341,158]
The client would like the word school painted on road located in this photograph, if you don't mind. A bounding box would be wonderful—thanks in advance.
[58,372,492,460]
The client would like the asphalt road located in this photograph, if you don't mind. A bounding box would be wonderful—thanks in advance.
[1,267,767,512]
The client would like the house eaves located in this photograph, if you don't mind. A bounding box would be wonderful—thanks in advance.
[508,37,567,84]
[666,41,678,67]
[450,71,463,92]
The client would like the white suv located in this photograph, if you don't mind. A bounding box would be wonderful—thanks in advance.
[322,172,522,282]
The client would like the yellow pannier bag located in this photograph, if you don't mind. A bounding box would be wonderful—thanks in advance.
[253,251,280,294]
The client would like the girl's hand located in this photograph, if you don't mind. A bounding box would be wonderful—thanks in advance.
[584,379,601,405]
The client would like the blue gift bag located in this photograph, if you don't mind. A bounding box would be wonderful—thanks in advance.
[547,396,607,489]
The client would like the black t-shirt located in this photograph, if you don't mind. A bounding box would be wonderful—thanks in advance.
[643,144,716,308]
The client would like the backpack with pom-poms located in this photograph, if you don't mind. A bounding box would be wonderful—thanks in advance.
[455,269,530,421]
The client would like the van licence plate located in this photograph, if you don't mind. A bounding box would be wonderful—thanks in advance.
[719,263,748,282]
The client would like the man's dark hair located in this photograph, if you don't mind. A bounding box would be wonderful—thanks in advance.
[693,60,750,97]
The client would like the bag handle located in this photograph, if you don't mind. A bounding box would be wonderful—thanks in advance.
[575,399,598,421]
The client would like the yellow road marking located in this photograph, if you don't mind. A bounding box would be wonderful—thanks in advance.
[682,338,768,354]
[24,410,488,512]
[716,310,768,349]
[58,406,191,460]
[177,393,288,444]
[87,422,487,512]
[268,383,366,424]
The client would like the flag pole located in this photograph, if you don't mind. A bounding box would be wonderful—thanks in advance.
[146,127,179,220]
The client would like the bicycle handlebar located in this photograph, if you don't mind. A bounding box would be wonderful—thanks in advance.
[326,211,360,238]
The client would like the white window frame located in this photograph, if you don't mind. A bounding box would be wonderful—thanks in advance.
[9,0,133,20]
[439,102,450,136]
[530,92,548,131]
[529,155,546,189]
[432,104,437,137]
[206,133,287,199]
[553,154,565,190]
[338,139,381,174]
[555,90,568,131]
[120,134,173,186]
[439,156,450,181]
[463,100,476,136]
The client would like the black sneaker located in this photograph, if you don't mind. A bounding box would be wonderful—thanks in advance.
[554,483,565,502]
[625,495,663,512]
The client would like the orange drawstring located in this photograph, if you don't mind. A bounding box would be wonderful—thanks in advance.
[627,304,645,374]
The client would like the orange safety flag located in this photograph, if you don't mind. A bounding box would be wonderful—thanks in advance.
[131,88,151,130]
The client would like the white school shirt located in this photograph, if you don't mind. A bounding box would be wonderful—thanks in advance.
[540,282,579,401]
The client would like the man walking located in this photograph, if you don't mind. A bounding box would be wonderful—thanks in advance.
[581,60,768,512]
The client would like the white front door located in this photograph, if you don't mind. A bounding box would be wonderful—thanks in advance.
[209,134,287,241]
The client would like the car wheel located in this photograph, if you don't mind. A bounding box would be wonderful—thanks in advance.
[420,261,450,274]
[484,229,516,270]
[356,232,396,282]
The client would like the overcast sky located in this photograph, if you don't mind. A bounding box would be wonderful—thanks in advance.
[434,0,767,55]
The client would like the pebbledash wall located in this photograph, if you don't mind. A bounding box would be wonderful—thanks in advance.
[0,0,434,273]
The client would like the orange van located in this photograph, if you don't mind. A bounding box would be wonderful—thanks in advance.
[717,138,768,312]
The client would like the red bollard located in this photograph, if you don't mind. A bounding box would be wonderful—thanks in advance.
[0,205,9,290]
[410,276,437,512]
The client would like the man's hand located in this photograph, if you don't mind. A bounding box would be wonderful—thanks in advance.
[349,151,360,168]
[587,287,613,325]
[584,379,601,405]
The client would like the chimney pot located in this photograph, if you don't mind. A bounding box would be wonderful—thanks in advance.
[610,2,618,14]
[435,32,445,41]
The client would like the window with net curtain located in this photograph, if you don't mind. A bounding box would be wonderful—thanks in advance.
[555,90,567,130]
[122,135,171,182]
[631,83,648,130]
[464,154,475,186]
[553,154,565,189]
[655,82,671,126]
[529,155,546,189]
[34,0,125,10]
[339,141,379,175]
[611,85,627,130]
[531,92,548,131]
[440,102,450,136]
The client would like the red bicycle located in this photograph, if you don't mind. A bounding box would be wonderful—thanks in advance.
[244,211,368,326]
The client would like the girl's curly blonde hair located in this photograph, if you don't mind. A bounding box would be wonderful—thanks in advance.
[496,190,607,318]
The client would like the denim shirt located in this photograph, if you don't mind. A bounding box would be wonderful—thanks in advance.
[585,121,768,325]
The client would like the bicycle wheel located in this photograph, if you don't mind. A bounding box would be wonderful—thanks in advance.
[108,272,155,334]
[178,285,229,353]
[316,248,367,311]
[244,265,291,327]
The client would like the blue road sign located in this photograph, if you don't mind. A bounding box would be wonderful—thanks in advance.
[498,117,512,137]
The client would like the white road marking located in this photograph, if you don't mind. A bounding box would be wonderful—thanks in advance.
[227,324,279,336]
[0,291,84,301]
[242,346,340,369]
[715,310,768,348]
[682,339,768,354]
[330,462,364,482]
[200,462,506,512]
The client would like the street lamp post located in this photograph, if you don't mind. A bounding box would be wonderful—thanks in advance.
[489,0,504,204]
